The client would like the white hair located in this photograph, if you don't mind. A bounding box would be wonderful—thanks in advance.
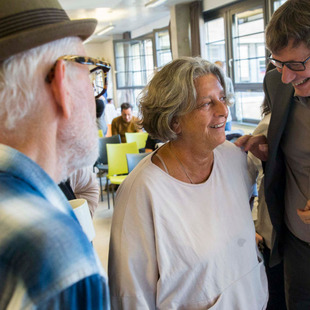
[0,37,99,182]
[0,37,81,130]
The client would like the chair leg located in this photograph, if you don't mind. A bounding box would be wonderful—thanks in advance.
[106,177,110,210]
[99,173,103,202]
[112,184,115,207]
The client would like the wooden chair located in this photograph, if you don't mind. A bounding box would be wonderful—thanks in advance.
[106,142,139,207]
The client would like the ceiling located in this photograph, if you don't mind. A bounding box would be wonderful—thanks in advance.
[59,0,190,43]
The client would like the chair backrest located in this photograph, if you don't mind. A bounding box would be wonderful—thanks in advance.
[107,142,139,176]
[126,152,149,173]
[97,134,121,165]
[125,132,148,150]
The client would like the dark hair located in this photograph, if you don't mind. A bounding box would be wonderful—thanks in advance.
[121,102,133,111]
[261,62,276,116]
[107,98,113,103]
[266,0,310,53]
[96,98,105,118]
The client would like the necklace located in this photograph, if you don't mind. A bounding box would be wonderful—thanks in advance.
[169,142,193,184]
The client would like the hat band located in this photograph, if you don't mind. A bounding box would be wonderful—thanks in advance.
[0,8,70,39]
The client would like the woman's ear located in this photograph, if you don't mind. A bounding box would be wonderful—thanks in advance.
[171,116,182,134]
[50,60,72,119]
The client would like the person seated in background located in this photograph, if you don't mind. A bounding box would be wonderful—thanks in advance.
[59,166,100,218]
[108,57,268,309]
[111,102,142,142]
[0,0,110,308]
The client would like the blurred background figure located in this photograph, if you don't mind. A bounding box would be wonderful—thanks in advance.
[105,98,117,125]
[215,60,235,131]
[96,97,108,136]
[111,102,142,142]
[59,166,100,218]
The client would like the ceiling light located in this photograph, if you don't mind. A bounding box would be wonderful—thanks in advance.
[97,24,115,36]
[145,0,167,8]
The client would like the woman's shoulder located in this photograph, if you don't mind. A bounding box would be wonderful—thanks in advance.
[215,140,247,165]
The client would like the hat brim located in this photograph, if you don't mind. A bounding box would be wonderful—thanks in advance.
[0,18,97,61]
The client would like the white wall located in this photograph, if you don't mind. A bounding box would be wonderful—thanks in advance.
[84,40,118,107]
[131,16,170,38]
[202,0,238,12]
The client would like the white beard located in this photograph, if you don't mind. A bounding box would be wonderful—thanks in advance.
[57,110,99,183]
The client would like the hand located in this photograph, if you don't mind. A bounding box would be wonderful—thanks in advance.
[255,232,263,245]
[234,134,268,161]
[297,200,310,224]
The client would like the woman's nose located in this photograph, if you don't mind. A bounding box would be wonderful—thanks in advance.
[214,100,228,117]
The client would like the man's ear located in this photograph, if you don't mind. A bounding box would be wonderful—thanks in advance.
[50,60,72,119]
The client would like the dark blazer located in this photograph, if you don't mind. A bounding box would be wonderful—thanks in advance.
[263,69,295,266]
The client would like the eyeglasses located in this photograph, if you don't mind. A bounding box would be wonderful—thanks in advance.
[268,54,310,71]
[46,55,111,98]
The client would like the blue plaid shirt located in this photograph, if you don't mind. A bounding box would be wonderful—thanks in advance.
[0,144,110,309]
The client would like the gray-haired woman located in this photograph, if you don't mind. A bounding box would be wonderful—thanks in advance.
[108,57,268,309]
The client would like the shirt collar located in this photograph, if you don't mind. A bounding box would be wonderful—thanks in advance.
[0,143,73,216]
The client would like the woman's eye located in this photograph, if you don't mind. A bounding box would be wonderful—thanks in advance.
[199,102,211,108]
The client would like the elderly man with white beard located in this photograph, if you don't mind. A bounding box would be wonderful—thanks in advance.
[0,0,111,309]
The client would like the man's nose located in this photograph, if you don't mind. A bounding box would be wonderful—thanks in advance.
[281,65,296,84]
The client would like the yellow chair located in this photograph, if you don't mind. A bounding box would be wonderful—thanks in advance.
[106,142,139,207]
[125,132,148,150]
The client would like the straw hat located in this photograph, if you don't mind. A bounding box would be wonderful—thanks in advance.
[0,0,97,61]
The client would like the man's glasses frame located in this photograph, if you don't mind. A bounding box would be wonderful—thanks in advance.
[268,54,310,72]
[46,55,111,98]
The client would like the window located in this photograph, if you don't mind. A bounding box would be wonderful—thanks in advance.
[204,0,267,124]
[273,0,287,10]
[114,38,154,89]
[232,5,266,123]
[114,27,171,107]
[205,17,226,64]
[155,29,172,69]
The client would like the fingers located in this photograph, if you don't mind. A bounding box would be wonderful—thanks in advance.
[234,134,252,148]
[257,144,268,161]
[255,233,263,245]
[305,200,310,211]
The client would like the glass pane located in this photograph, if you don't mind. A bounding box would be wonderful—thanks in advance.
[155,29,172,68]
[114,39,154,89]
[235,91,264,122]
[204,17,226,63]
[233,8,265,83]
[273,0,287,11]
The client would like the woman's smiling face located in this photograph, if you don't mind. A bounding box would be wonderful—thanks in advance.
[177,73,228,151]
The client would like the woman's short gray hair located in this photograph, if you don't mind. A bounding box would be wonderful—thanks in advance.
[139,57,226,142]
[0,37,81,130]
